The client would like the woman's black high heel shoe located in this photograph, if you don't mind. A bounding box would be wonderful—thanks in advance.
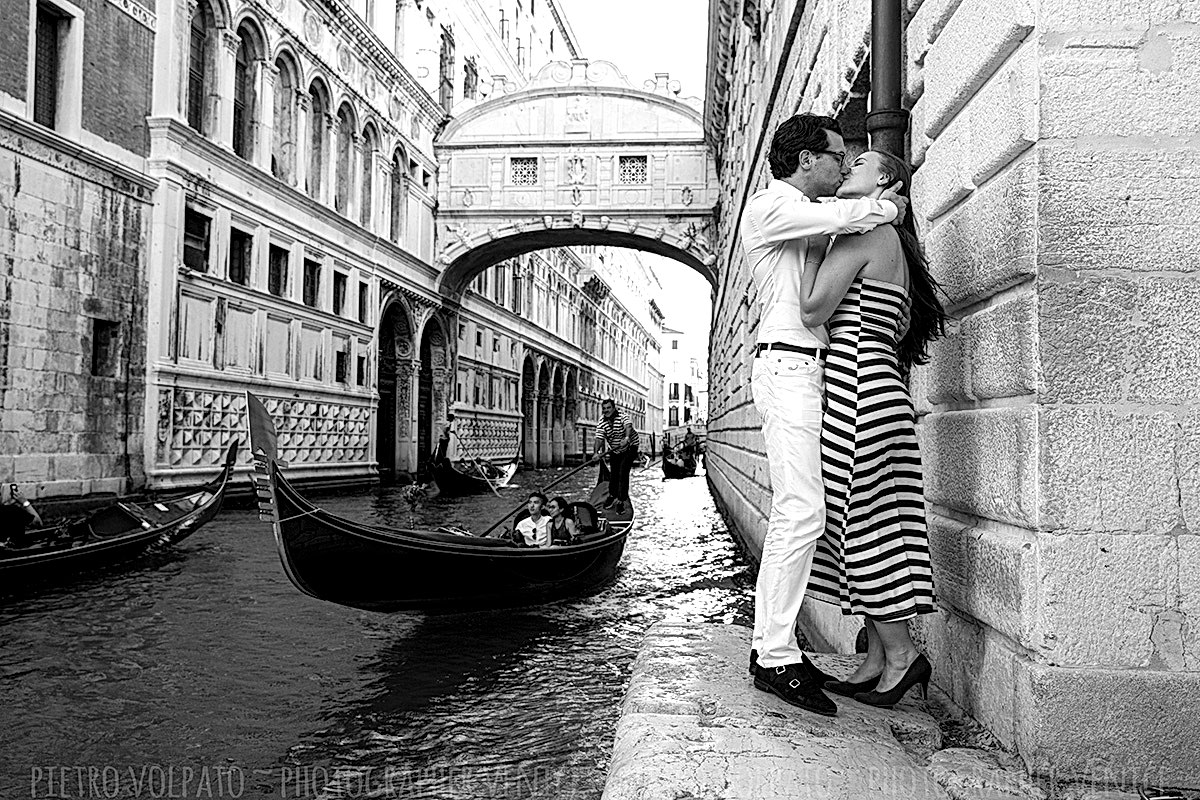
[824,673,881,698]
[853,654,931,708]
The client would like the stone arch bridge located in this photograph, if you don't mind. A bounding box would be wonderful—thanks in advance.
[434,59,719,295]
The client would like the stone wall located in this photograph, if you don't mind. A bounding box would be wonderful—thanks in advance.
[0,116,154,497]
[704,0,1200,790]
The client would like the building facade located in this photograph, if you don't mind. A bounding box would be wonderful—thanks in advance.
[456,243,662,467]
[702,0,1200,790]
[661,324,707,438]
[0,0,158,498]
[135,0,605,487]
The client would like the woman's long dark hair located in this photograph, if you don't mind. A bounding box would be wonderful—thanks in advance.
[872,150,948,376]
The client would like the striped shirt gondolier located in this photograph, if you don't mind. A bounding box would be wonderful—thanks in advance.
[596,412,632,454]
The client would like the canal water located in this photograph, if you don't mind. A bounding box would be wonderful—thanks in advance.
[0,465,754,800]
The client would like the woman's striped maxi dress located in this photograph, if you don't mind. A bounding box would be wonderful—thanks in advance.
[807,277,936,621]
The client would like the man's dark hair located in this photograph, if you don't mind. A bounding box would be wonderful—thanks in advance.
[528,491,547,503]
[768,114,841,179]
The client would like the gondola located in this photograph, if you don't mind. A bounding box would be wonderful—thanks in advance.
[0,443,237,585]
[430,457,518,497]
[246,392,634,612]
[661,446,698,479]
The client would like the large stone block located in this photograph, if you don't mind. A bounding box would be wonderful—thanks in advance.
[1042,29,1200,141]
[1038,145,1200,274]
[1182,413,1200,538]
[923,155,1036,306]
[922,0,1035,138]
[1128,277,1200,405]
[1178,534,1200,671]
[1039,0,1200,30]
[922,407,1039,527]
[927,512,1040,651]
[1014,659,1200,790]
[1039,408,1183,536]
[916,39,1037,218]
[963,290,1037,400]
[923,321,969,405]
[913,608,1024,748]
[1038,273,1137,404]
[906,0,968,98]
[1037,531,1180,669]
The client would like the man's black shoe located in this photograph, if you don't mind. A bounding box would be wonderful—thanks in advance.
[748,649,837,684]
[602,498,616,510]
[753,662,838,717]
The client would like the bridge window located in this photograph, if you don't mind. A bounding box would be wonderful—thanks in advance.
[510,156,538,186]
[618,155,648,184]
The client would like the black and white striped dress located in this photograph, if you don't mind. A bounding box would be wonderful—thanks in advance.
[808,277,936,621]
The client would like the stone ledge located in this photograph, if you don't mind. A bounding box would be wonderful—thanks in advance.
[602,622,950,800]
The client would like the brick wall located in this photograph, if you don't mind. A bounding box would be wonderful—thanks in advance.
[0,0,29,101]
[81,0,155,156]
[0,118,152,497]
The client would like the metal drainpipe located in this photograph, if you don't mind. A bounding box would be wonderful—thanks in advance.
[867,0,910,158]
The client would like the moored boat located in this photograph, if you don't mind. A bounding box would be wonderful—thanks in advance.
[0,443,238,585]
[430,457,518,497]
[246,392,634,611]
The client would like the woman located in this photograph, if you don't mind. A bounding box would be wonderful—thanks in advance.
[798,149,947,708]
[546,496,578,546]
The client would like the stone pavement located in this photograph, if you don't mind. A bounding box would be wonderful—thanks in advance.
[601,622,1041,800]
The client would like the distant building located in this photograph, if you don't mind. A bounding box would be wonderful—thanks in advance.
[662,325,707,439]
[457,244,663,467]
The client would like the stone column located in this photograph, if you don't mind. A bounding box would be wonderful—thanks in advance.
[348,132,363,223]
[378,154,393,241]
[537,392,550,468]
[324,113,338,209]
[293,90,310,191]
[255,60,277,172]
[551,397,565,466]
[215,29,239,149]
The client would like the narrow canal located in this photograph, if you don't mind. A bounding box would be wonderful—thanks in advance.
[0,465,754,800]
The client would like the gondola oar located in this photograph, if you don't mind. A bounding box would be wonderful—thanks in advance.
[640,456,661,472]
[456,437,501,498]
[478,456,598,538]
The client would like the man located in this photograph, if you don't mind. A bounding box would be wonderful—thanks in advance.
[594,398,636,512]
[682,427,698,458]
[0,484,44,548]
[514,491,552,547]
[742,113,909,717]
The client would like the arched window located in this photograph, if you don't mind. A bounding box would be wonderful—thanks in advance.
[334,104,354,215]
[186,2,214,132]
[272,55,297,182]
[360,124,378,229]
[232,26,258,159]
[306,81,327,200]
[389,148,406,244]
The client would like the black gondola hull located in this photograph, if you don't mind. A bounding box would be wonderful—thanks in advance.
[0,444,236,585]
[270,464,629,611]
[430,459,517,497]
[662,458,698,479]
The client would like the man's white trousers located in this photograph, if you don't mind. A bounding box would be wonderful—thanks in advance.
[750,351,825,668]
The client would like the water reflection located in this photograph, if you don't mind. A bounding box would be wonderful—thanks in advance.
[0,466,752,800]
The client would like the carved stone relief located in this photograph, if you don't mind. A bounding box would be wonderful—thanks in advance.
[303,11,323,46]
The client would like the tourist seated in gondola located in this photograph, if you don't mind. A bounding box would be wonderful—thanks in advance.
[546,496,578,546]
[513,491,552,548]
[0,485,43,548]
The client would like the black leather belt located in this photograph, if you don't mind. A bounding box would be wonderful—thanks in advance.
[755,342,825,359]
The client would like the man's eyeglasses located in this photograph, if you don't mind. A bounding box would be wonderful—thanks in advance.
[811,149,847,165]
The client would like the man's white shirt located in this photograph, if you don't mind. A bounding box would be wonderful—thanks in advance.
[740,179,897,349]
[516,514,552,547]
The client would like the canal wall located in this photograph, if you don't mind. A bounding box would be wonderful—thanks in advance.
[0,0,157,498]
[703,0,1200,790]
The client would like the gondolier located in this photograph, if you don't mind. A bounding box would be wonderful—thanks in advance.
[594,399,635,512]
